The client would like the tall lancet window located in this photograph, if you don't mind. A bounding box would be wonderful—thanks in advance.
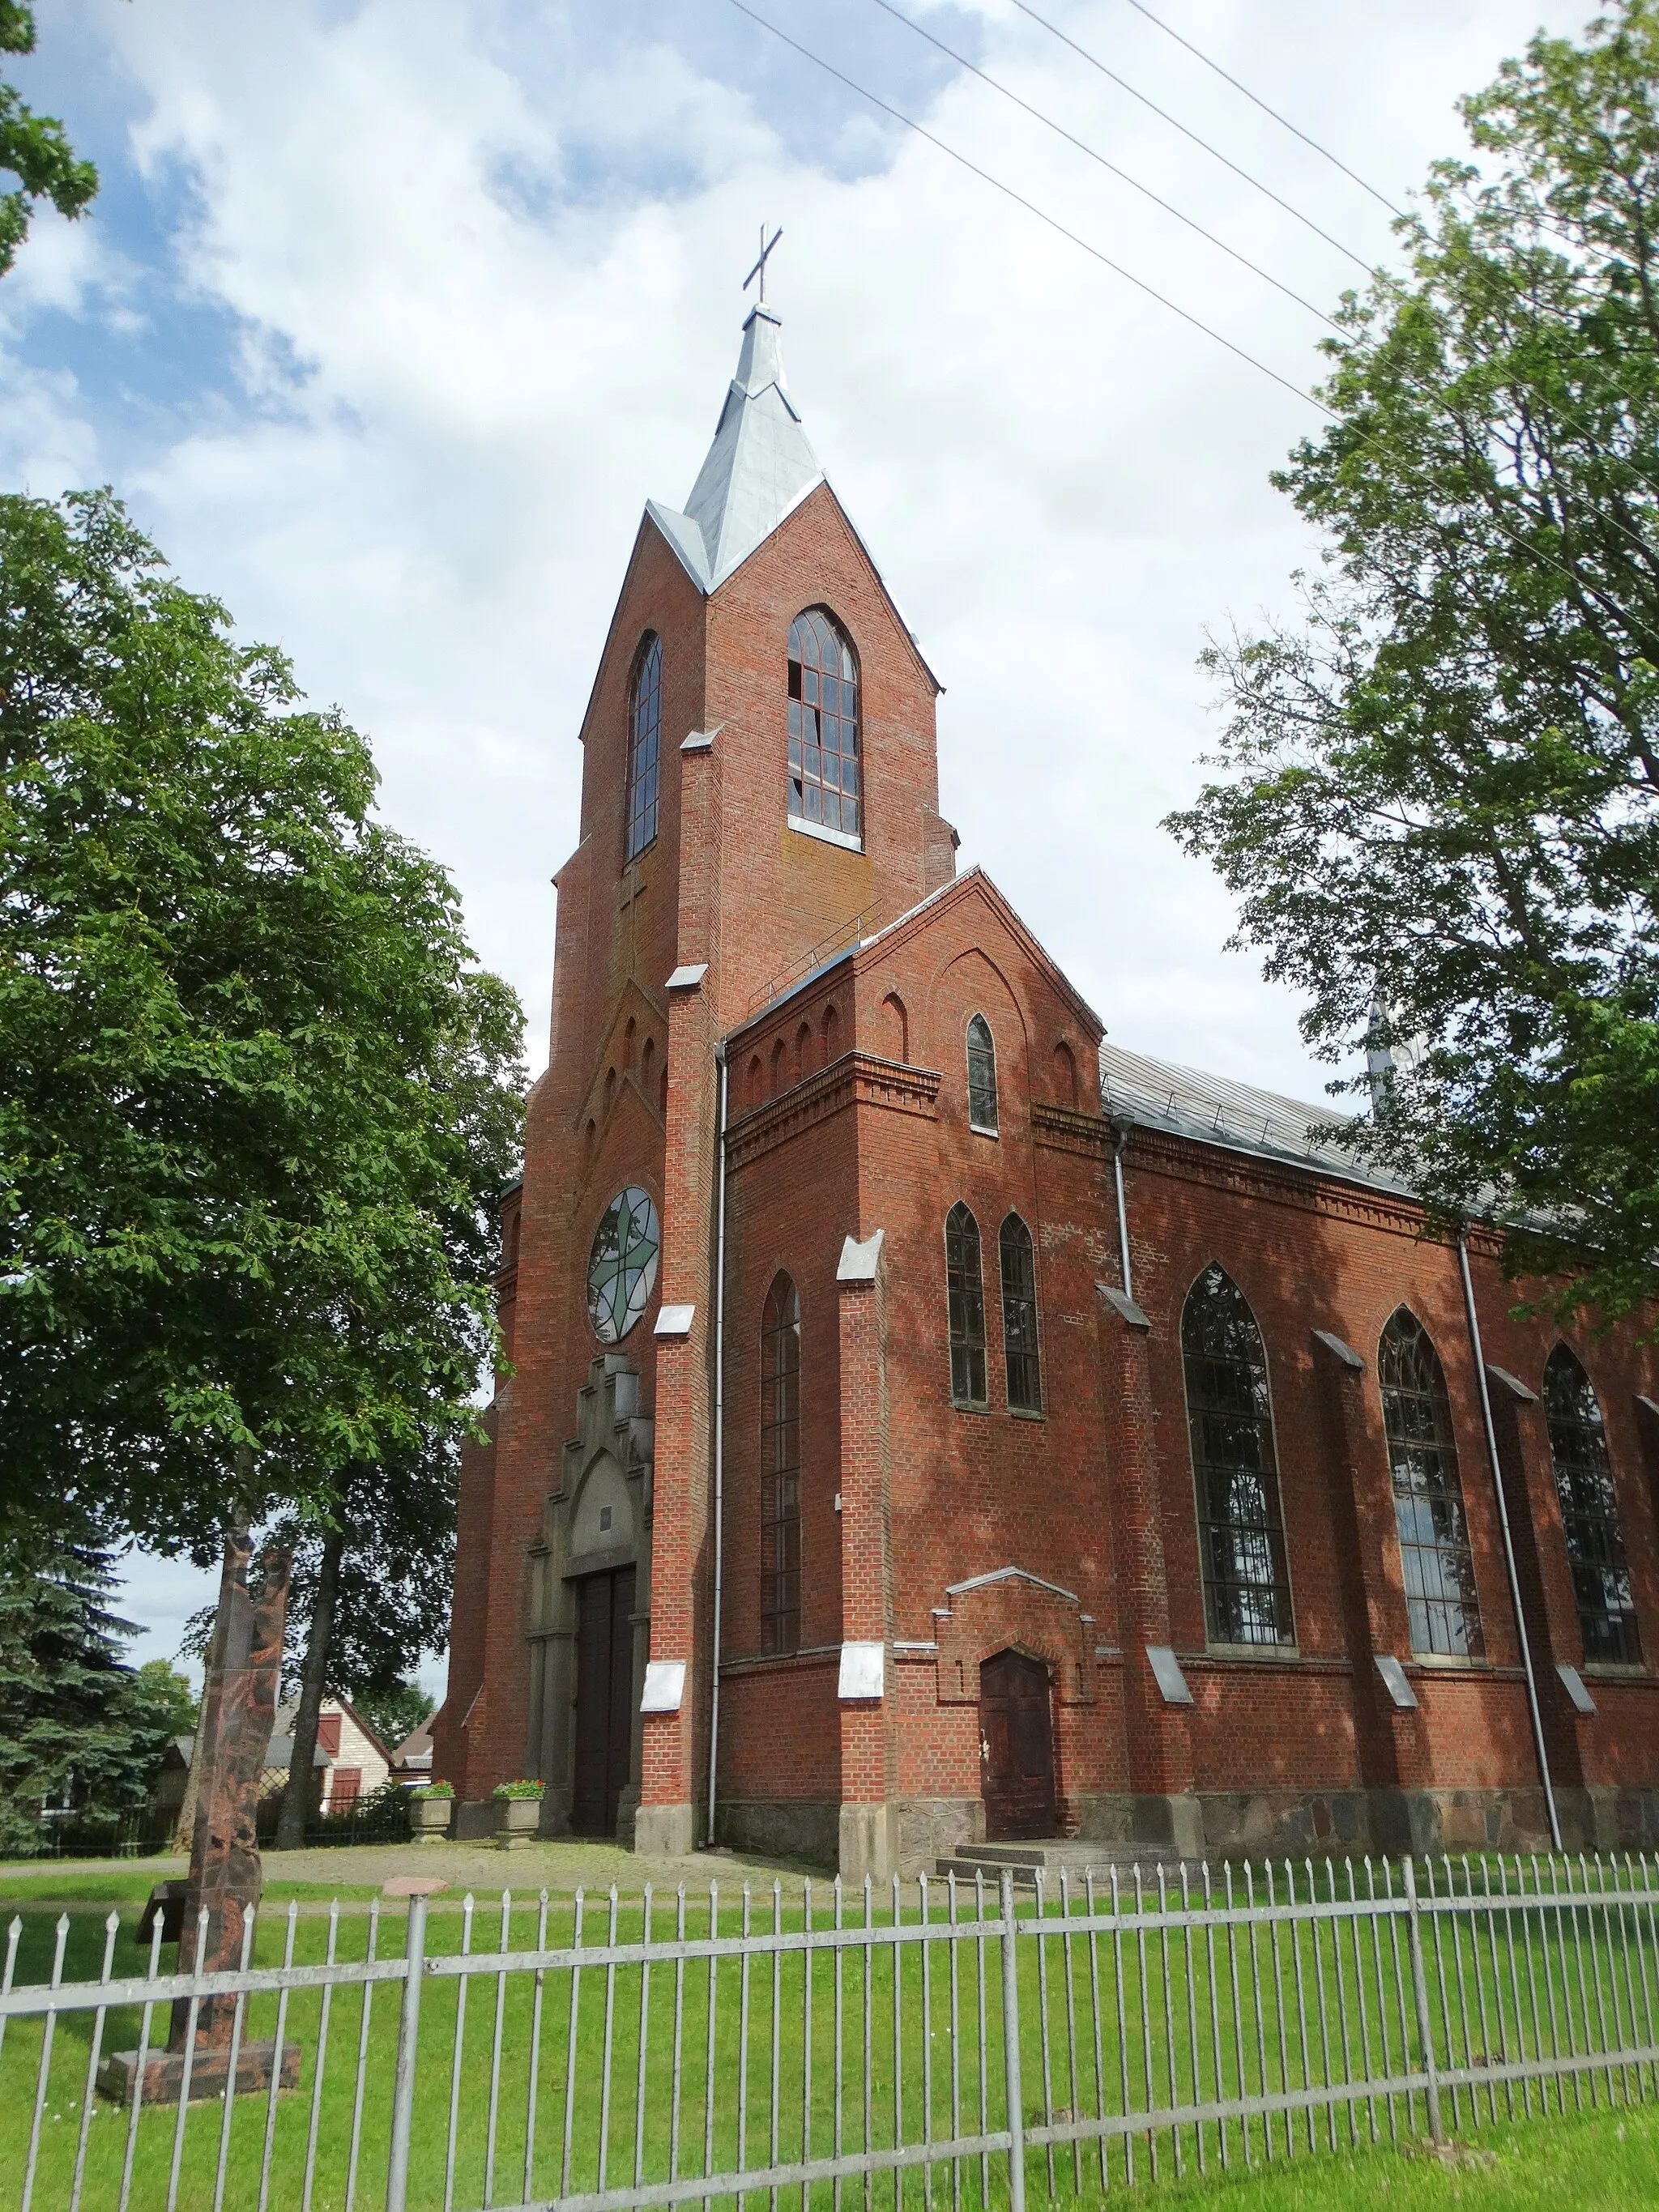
[626,633,663,861]
[1380,1308,1485,1658]
[787,608,861,845]
[760,1273,802,1656]
[999,1213,1042,1413]
[1544,1346,1642,1665]
[1181,1264,1294,1647]
[945,1203,987,1406]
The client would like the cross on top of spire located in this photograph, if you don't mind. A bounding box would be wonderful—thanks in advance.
[744,224,783,305]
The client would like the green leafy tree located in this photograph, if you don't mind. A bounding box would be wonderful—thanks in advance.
[0,1522,181,1854]
[0,488,525,1536]
[134,1657,198,1737]
[356,1679,434,1754]
[1,4,96,276]
[1169,1,1659,1323]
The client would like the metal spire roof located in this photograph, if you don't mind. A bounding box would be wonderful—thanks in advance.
[646,302,826,594]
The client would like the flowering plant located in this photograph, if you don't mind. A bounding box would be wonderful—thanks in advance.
[492,1779,545,1801]
[412,1779,454,1799]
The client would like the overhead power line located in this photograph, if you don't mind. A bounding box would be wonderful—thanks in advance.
[724,0,1328,414]
[1112,0,1405,216]
[865,0,1345,328]
[988,0,1375,272]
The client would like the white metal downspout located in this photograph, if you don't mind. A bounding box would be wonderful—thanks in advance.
[1112,1123,1134,1304]
[1457,1232,1563,1852]
[706,1044,731,1848]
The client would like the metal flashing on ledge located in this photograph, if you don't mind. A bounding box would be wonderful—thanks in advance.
[680,726,721,752]
[1486,1363,1539,1404]
[838,1642,885,1701]
[836,1229,885,1282]
[640,1660,686,1714]
[1557,1662,1597,1715]
[1145,1645,1193,1706]
[666,963,708,991]
[654,1304,696,1338]
[1374,1654,1418,1710]
[1098,1284,1150,1331]
[1312,1328,1365,1371]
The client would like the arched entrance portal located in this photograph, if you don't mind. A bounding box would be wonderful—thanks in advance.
[979,1649,1056,1840]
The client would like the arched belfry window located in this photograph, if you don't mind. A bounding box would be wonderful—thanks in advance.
[787,608,861,844]
[626,633,662,861]
[760,1273,802,1655]
[945,1203,987,1406]
[999,1213,1042,1413]
[966,1016,999,1134]
[1181,1265,1294,1647]
[1544,1346,1642,1664]
[1380,1308,1484,1658]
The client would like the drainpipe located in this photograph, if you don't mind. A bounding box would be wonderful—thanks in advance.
[706,1043,731,1848]
[1457,1232,1563,1851]
[1111,1122,1134,1304]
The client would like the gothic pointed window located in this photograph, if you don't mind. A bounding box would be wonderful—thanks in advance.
[761,1273,802,1656]
[1544,1346,1642,1665]
[966,1016,999,1134]
[787,608,861,845]
[1380,1308,1484,1658]
[626,633,662,861]
[1181,1264,1294,1647]
[999,1213,1042,1413]
[945,1202,987,1406]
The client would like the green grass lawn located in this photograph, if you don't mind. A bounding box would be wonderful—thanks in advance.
[2,1864,1657,2212]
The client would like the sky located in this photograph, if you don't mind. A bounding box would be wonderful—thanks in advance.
[5,0,1592,1686]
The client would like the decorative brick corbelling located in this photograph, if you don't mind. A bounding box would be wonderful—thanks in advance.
[727,1052,940,1170]
[1032,1102,1111,1157]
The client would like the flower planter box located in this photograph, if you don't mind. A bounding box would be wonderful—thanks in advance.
[493,1796,543,1848]
[410,1796,452,1842]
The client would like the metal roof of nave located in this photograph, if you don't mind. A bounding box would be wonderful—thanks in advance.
[646,301,825,595]
[1098,1038,1414,1198]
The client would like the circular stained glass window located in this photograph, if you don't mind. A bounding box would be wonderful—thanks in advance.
[586,1187,661,1344]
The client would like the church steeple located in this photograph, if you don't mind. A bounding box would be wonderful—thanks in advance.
[646,302,825,595]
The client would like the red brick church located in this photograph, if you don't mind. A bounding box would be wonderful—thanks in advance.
[433,295,1659,1871]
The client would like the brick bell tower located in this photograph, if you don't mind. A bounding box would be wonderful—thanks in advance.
[436,288,957,1843]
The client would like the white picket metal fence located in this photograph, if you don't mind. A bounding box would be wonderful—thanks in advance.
[2,1852,1659,2212]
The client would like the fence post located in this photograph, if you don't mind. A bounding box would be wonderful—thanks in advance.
[1402,1857,1444,2146]
[999,1871,1026,2212]
[386,1891,429,2212]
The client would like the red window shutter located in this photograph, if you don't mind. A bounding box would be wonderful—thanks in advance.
[316,1713,342,1757]
[331,1767,361,1807]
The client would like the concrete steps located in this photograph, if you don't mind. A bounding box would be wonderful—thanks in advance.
[934,1841,1195,1890]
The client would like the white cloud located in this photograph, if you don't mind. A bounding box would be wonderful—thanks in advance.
[11,0,1591,1639]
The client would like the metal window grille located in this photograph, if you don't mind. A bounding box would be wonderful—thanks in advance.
[760,1272,801,1656]
[1182,1264,1294,1646]
[999,1213,1042,1413]
[787,610,860,842]
[11,1851,1659,2212]
[1380,1308,1485,1659]
[626,634,662,861]
[966,1016,999,1133]
[1544,1346,1643,1667]
[946,1202,987,1405]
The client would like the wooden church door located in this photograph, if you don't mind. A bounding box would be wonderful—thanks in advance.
[979,1649,1056,1840]
[573,1567,636,1835]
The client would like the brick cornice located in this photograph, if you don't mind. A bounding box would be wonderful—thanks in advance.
[727,1051,940,1170]
[1032,1101,1111,1157]
[1124,1124,1450,1243]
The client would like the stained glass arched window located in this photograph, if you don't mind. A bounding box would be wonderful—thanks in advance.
[1380,1308,1484,1658]
[761,1273,802,1655]
[626,633,662,861]
[1544,1346,1642,1665]
[1181,1264,1294,1646]
[945,1202,987,1406]
[966,1016,999,1134]
[787,608,861,843]
[1000,1213,1042,1413]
